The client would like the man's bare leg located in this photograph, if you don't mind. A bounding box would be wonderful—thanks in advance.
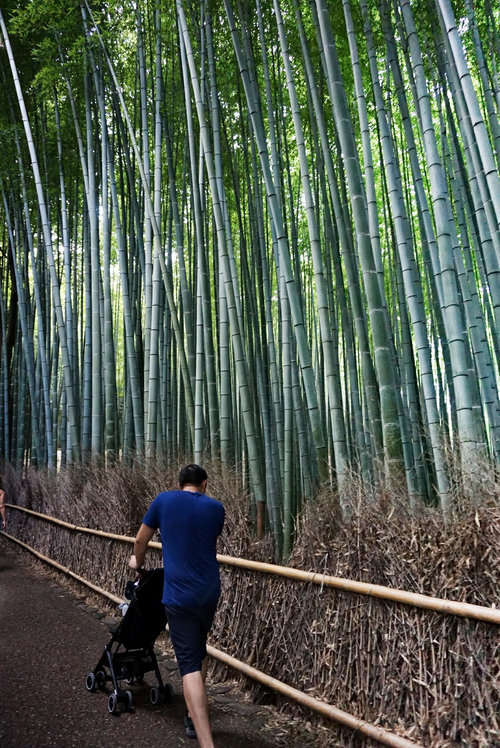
[183,659,214,748]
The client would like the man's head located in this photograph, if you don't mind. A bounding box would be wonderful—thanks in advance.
[178,464,208,490]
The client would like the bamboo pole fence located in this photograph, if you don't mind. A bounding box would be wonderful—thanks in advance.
[2,530,123,605]
[5,503,500,624]
[2,526,424,748]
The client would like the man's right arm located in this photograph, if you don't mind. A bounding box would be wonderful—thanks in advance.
[129,523,155,570]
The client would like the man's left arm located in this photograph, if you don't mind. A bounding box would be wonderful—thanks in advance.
[129,523,155,570]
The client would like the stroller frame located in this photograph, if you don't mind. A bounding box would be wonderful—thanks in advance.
[85,568,173,714]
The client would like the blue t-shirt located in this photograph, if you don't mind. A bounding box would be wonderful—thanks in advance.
[142,489,225,606]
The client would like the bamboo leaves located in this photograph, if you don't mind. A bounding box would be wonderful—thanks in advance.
[1,0,499,543]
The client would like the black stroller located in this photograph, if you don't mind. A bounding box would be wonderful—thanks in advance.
[85,568,174,714]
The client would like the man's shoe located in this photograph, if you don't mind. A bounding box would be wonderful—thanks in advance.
[184,713,197,739]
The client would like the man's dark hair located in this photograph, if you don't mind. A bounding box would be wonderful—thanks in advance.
[179,464,208,489]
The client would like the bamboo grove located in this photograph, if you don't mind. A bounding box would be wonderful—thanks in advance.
[0,0,499,553]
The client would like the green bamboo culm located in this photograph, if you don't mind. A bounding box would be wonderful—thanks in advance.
[0,0,499,549]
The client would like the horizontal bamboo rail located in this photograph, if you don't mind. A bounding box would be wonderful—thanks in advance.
[217,554,500,625]
[206,645,423,748]
[2,529,423,748]
[6,503,500,624]
[6,504,138,543]
[2,531,123,605]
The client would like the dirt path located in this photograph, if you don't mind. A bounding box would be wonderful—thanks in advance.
[0,541,336,747]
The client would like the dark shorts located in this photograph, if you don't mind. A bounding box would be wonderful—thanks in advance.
[165,602,218,677]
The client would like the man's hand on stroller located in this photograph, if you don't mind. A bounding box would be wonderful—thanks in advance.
[129,554,146,575]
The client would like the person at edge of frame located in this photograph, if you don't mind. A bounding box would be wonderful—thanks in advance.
[129,464,225,748]
[0,479,6,530]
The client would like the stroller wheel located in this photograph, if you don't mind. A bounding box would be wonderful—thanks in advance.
[96,670,107,690]
[85,673,96,692]
[124,690,133,711]
[149,686,160,705]
[161,683,174,703]
[108,692,118,714]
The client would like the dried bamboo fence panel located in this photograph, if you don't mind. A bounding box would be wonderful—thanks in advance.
[215,566,499,746]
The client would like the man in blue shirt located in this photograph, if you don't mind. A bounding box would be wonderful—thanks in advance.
[129,464,225,747]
